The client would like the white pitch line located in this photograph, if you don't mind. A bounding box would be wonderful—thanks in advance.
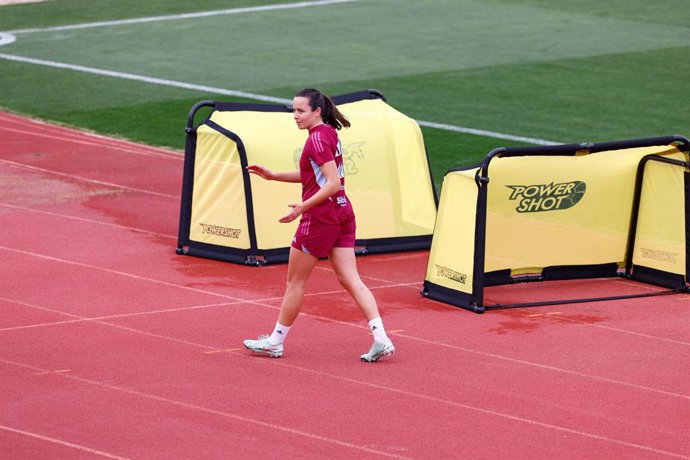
[417,120,558,145]
[6,0,362,34]
[0,0,558,145]
[0,32,15,46]
[0,52,558,145]
[0,52,289,103]
[0,38,558,147]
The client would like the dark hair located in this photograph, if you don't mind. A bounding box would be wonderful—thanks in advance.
[295,88,351,130]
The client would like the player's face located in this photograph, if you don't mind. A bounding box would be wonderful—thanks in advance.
[293,96,322,130]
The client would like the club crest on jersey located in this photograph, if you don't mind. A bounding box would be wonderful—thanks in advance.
[293,141,366,175]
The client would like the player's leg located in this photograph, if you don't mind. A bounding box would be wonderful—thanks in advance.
[278,246,319,326]
[328,246,379,321]
[243,246,318,357]
[328,247,395,362]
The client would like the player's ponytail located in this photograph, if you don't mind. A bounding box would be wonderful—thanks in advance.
[321,94,351,130]
[295,88,351,130]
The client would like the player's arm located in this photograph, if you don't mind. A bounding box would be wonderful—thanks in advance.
[279,160,339,223]
[246,164,300,183]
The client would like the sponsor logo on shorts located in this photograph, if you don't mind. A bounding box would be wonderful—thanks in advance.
[199,223,241,239]
[435,264,467,284]
[640,248,678,264]
[506,181,586,213]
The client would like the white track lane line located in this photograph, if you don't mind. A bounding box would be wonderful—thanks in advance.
[3,297,689,457]
[0,424,129,460]
[514,306,690,347]
[2,349,687,458]
[1,182,685,350]
[0,296,228,350]
[1,250,687,456]
[2,244,687,402]
[0,245,247,302]
[3,286,688,455]
[0,124,182,160]
[3,198,685,351]
[0,358,411,460]
[250,354,690,459]
[0,113,178,154]
[0,202,177,240]
[0,296,246,334]
[0,159,178,199]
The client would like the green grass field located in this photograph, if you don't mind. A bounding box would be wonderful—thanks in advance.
[1,0,689,189]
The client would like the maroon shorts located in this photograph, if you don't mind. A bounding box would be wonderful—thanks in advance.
[291,213,356,258]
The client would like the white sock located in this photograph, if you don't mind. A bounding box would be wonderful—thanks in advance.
[268,322,291,345]
[368,317,388,344]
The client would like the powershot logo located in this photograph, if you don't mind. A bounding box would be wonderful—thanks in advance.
[640,248,678,264]
[199,223,241,239]
[435,264,467,284]
[506,181,586,213]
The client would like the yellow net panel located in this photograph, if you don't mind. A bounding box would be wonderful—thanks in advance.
[484,146,682,274]
[633,152,686,276]
[181,92,437,263]
[424,168,478,295]
[423,140,688,311]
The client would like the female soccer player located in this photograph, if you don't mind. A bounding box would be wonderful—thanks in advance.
[243,88,395,362]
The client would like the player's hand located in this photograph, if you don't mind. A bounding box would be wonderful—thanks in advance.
[246,164,274,180]
[279,203,303,223]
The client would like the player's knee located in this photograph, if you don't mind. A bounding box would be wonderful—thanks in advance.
[337,274,363,292]
[285,274,308,290]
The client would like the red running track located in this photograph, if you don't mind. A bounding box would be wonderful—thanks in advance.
[0,111,688,459]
